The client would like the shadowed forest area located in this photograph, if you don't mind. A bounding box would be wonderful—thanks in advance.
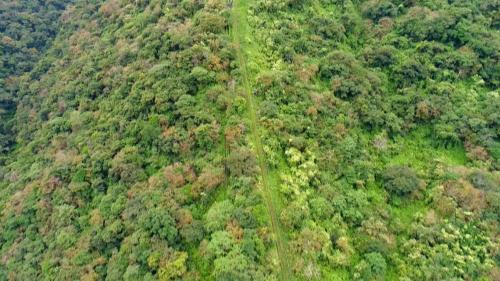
[0,0,498,280]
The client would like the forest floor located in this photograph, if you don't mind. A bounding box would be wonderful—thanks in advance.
[230,0,294,280]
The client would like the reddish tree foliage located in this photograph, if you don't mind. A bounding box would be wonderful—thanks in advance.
[224,125,244,146]
[164,163,197,188]
[191,167,225,198]
[176,208,193,228]
[226,219,244,241]
[466,145,490,162]
[444,179,488,213]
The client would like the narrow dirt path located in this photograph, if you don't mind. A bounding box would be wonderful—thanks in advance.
[229,1,293,280]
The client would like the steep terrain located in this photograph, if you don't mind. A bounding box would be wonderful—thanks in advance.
[0,0,498,280]
[0,0,74,155]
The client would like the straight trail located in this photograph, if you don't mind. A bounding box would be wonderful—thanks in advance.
[229,1,294,280]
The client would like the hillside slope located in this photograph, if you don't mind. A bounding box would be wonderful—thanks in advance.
[1,0,499,280]
[0,0,74,155]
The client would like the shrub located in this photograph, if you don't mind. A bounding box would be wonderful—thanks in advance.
[354,252,387,281]
[320,51,381,99]
[363,45,397,67]
[469,170,497,191]
[259,101,279,118]
[204,200,234,233]
[393,59,429,87]
[226,147,257,177]
[362,0,398,21]
[310,16,346,41]
[382,166,421,197]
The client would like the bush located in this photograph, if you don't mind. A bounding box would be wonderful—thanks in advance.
[320,51,381,99]
[362,0,398,21]
[363,45,397,67]
[310,16,346,41]
[469,170,497,191]
[259,101,279,118]
[226,147,257,177]
[354,252,387,281]
[382,166,421,197]
[393,59,429,87]
[204,200,234,233]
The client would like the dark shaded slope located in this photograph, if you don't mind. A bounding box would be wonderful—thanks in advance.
[1,0,74,156]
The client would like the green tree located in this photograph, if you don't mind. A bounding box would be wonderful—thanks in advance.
[205,200,234,233]
[158,252,188,281]
[354,252,387,281]
[382,165,422,197]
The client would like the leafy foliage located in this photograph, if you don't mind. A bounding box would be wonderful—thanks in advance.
[0,0,73,155]
[0,0,498,280]
[382,165,422,197]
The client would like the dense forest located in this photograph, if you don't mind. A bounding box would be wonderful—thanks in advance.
[0,0,498,280]
[1,0,74,156]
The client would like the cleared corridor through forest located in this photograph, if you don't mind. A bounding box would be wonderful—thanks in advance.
[229,0,294,280]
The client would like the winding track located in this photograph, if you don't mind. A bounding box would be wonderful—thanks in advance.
[229,1,294,280]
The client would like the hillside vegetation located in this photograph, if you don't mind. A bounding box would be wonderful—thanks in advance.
[0,0,498,280]
[0,0,74,155]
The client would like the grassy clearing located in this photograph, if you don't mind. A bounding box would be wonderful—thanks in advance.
[390,126,467,169]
